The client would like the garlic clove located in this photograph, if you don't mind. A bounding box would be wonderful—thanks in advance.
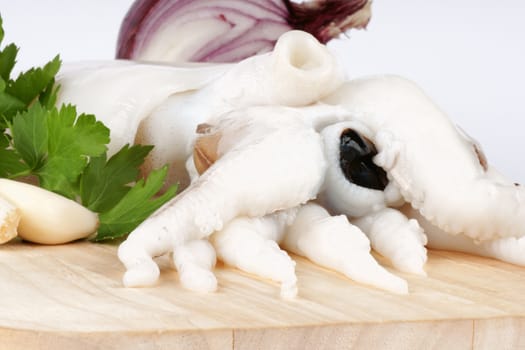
[0,179,99,245]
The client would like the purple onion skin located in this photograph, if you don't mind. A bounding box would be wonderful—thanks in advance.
[116,0,154,60]
[285,0,371,43]
[116,0,371,63]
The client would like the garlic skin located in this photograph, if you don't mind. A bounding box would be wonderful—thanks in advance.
[0,179,99,245]
[0,196,20,244]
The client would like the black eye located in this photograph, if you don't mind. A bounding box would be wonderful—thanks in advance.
[339,129,388,191]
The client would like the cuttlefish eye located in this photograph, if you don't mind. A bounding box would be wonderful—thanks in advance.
[339,129,388,191]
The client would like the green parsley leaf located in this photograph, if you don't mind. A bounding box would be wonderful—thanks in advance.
[38,78,60,109]
[0,91,25,121]
[0,17,4,44]
[6,55,60,105]
[0,133,28,178]
[38,104,110,197]
[0,15,179,242]
[0,19,60,127]
[7,103,110,197]
[80,144,154,213]
[11,103,48,170]
[95,166,177,241]
[0,43,18,82]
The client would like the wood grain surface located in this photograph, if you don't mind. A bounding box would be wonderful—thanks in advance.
[0,241,524,349]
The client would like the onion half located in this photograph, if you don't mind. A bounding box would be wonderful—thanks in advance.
[116,0,372,63]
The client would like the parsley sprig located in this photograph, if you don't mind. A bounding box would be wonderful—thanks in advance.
[0,16,177,241]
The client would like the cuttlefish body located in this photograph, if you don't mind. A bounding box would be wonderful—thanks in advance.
[57,31,525,297]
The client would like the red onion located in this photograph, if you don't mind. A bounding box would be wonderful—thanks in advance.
[116,0,371,63]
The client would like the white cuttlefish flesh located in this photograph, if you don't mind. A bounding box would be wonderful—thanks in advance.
[55,31,525,297]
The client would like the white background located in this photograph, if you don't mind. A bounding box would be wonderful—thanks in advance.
[1,0,524,183]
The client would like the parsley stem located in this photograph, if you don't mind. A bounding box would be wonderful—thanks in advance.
[8,169,32,179]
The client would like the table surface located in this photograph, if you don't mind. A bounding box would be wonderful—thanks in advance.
[0,241,524,349]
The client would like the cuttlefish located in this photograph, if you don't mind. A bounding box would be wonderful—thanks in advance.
[57,30,525,297]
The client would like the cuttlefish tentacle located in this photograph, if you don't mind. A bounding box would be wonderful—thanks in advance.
[211,201,410,296]
[353,208,428,276]
[118,107,326,287]
[323,75,525,242]
[282,203,409,294]
[172,239,218,292]
[210,211,299,299]
[402,204,525,266]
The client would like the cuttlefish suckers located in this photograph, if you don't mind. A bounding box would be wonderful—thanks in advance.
[339,129,388,191]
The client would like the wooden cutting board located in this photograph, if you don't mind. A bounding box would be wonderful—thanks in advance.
[0,241,524,350]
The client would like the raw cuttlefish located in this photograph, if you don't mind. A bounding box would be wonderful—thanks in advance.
[57,31,525,297]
